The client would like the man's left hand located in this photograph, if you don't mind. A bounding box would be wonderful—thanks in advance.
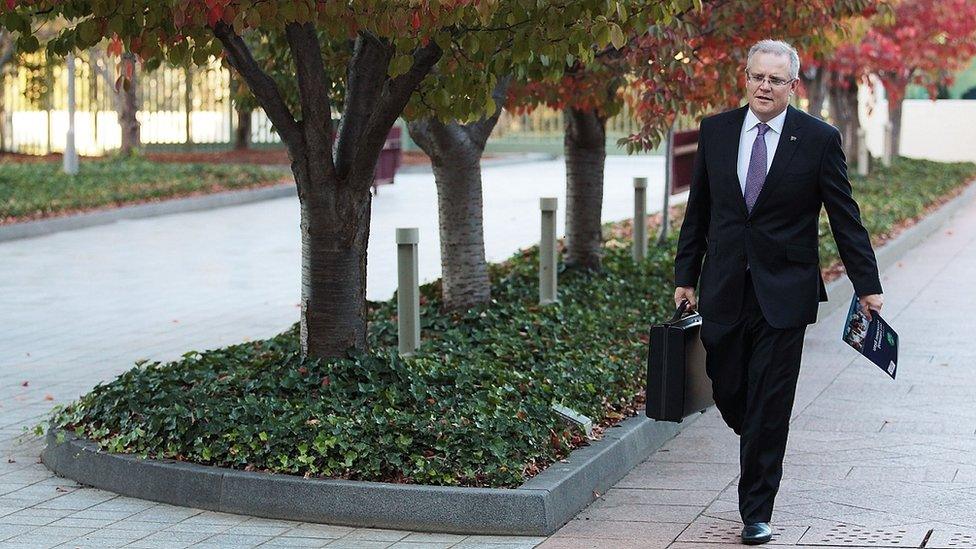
[859,294,884,321]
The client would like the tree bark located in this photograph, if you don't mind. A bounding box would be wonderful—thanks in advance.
[0,30,13,151]
[828,75,859,162]
[234,105,252,150]
[296,165,373,358]
[406,78,508,311]
[886,82,906,158]
[213,21,441,358]
[408,121,491,311]
[118,52,141,157]
[563,107,607,271]
[801,66,827,119]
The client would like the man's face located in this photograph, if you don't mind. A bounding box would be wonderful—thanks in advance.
[745,52,798,121]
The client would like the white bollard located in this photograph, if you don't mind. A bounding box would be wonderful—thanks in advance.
[539,197,558,305]
[63,52,79,176]
[396,227,420,356]
[882,122,893,168]
[857,128,869,176]
[633,177,648,262]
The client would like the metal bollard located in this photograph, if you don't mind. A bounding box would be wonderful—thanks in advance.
[63,52,79,176]
[857,129,869,176]
[396,227,420,356]
[539,197,558,305]
[633,177,648,262]
[882,122,893,168]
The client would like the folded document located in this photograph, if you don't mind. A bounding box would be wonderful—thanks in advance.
[842,293,899,379]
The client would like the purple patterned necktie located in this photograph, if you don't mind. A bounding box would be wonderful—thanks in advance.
[744,122,770,214]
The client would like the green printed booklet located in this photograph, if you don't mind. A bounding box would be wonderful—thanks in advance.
[842,294,899,379]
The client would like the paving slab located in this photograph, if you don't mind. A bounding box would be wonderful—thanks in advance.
[542,181,976,549]
[3,158,976,547]
[0,158,666,547]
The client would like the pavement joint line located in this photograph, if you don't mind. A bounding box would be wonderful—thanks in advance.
[887,216,976,328]
[673,462,741,546]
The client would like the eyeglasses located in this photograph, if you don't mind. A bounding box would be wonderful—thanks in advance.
[744,70,795,89]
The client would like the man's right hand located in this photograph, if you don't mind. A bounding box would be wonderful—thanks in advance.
[674,286,697,310]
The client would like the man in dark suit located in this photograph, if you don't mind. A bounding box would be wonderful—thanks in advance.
[673,39,884,545]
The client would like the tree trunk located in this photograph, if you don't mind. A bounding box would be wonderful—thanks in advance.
[563,107,607,271]
[213,21,442,359]
[118,52,141,157]
[887,90,904,158]
[405,78,508,311]
[428,145,490,310]
[828,75,859,162]
[801,66,827,119]
[234,106,252,150]
[406,121,491,310]
[296,164,373,357]
[0,30,14,152]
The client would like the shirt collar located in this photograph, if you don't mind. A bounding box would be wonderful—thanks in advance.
[744,107,787,134]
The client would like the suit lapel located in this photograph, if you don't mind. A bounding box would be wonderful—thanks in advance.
[723,106,750,219]
[749,105,803,218]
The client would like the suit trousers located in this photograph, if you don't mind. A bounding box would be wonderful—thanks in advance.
[700,270,806,524]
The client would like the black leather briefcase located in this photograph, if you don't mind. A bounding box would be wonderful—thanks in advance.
[645,301,713,422]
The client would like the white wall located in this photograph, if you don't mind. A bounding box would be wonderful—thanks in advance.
[863,85,976,163]
[896,100,976,162]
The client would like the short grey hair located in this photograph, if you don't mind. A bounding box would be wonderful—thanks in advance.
[747,40,800,80]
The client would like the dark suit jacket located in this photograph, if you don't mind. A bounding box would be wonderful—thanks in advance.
[674,105,882,329]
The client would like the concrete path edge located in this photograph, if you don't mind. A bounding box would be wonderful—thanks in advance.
[0,154,557,243]
[0,184,296,242]
[42,413,691,535]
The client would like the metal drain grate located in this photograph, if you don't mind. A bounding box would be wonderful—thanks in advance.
[925,530,976,548]
[676,522,789,544]
[676,522,742,543]
[798,525,928,547]
[938,533,976,548]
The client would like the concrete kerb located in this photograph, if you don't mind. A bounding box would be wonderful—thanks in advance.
[0,153,557,243]
[42,415,693,535]
[0,183,296,242]
[37,178,975,535]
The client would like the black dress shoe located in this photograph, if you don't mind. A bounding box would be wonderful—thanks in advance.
[741,522,772,545]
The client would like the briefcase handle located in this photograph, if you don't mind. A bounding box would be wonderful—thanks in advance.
[668,299,691,324]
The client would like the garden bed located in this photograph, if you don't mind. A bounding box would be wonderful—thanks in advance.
[46,157,976,490]
[0,155,288,224]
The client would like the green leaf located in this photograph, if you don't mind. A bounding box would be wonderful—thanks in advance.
[17,34,40,54]
[609,23,625,50]
[389,54,413,78]
[77,18,101,45]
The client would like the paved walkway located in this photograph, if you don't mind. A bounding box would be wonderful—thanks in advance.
[539,189,976,548]
[0,157,666,548]
[3,157,975,548]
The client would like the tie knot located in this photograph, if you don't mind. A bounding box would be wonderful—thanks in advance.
[756,122,770,136]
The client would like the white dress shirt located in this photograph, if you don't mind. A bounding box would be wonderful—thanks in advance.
[736,107,787,196]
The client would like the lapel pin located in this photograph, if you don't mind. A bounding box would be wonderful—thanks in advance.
[790,135,797,141]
